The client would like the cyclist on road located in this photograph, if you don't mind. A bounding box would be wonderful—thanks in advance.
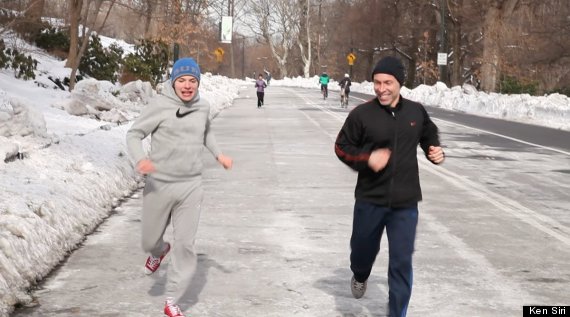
[319,72,330,99]
[339,73,352,107]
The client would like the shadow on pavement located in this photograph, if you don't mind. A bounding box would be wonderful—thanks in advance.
[314,267,388,317]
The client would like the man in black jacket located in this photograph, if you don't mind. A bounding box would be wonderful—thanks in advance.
[334,56,445,317]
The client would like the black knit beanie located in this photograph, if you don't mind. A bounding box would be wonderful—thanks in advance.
[371,56,405,86]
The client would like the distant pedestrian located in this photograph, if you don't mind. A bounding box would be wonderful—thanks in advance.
[126,57,233,317]
[255,73,267,108]
[264,70,272,85]
[334,56,445,317]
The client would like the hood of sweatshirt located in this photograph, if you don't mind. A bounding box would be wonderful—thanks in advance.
[161,79,201,107]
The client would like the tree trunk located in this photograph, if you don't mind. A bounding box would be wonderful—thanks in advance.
[480,0,520,92]
[298,0,311,78]
[406,36,420,87]
[480,6,500,92]
[65,0,83,69]
[68,0,114,90]
[250,0,295,78]
[448,0,463,86]
[450,21,462,86]
[277,59,288,78]
[143,0,155,37]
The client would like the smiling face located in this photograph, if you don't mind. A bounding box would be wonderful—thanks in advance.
[373,73,401,108]
[173,75,199,102]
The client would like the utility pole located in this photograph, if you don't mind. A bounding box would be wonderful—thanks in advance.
[438,0,448,83]
[173,0,182,63]
[317,0,322,70]
[348,32,354,80]
[228,0,235,78]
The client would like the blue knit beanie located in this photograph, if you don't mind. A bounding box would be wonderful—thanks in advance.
[171,58,201,85]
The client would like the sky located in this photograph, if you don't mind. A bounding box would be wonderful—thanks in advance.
[0,33,569,316]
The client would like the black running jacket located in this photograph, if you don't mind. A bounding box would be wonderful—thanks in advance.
[335,96,441,207]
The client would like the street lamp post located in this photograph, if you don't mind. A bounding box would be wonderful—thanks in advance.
[235,35,246,79]
[235,34,253,79]
[241,37,245,79]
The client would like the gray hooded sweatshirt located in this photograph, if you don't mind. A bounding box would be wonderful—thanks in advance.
[126,80,221,181]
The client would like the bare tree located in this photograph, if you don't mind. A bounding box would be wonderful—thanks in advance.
[0,0,46,39]
[444,0,486,87]
[25,0,45,29]
[477,0,519,92]
[117,0,161,38]
[499,0,570,92]
[393,0,435,86]
[479,2,502,92]
[296,0,311,78]
[66,0,83,70]
[447,0,465,86]
[245,0,299,77]
[66,0,116,90]
[2,0,569,92]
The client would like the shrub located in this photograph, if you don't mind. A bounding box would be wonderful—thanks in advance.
[0,47,37,80]
[121,39,169,87]
[35,27,70,59]
[545,87,570,97]
[13,19,50,43]
[500,75,538,95]
[79,34,124,83]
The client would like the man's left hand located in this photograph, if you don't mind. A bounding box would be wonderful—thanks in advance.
[428,146,445,164]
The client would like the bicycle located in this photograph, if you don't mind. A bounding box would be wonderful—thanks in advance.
[321,84,328,100]
[340,86,348,108]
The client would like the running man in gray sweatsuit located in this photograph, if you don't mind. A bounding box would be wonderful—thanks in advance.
[126,57,232,317]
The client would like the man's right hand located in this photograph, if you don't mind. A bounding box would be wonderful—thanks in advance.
[136,159,156,175]
[368,148,391,172]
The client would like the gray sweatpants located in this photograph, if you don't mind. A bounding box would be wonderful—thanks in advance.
[141,176,203,304]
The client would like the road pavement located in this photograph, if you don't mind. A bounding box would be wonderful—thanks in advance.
[12,86,570,317]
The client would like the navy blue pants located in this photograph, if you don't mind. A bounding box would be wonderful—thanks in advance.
[350,200,418,317]
[257,92,265,108]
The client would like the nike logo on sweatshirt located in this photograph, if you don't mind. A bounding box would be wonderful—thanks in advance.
[176,108,198,118]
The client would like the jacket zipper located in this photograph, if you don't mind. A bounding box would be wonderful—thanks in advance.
[388,110,398,208]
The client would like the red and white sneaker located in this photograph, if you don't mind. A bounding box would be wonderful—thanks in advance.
[164,297,185,317]
[144,242,171,275]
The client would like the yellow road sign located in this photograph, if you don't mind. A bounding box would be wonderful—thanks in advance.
[347,53,356,65]
[215,47,225,62]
